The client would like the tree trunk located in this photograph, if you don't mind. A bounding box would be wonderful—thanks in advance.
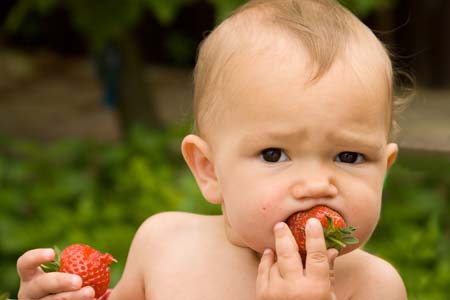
[394,0,450,88]
[116,33,163,132]
[431,0,450,87]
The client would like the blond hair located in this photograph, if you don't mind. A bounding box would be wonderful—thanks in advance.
[193,0,404,139]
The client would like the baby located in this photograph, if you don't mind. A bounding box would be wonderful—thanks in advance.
[16,0,407,299]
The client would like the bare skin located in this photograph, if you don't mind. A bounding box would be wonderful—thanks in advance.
[17,213,406,300]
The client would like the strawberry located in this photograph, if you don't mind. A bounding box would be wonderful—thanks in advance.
[286,205,358,263]
[41,244,116,298]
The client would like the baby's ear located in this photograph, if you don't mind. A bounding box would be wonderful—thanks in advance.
[181,134,223,204]
[386,142,399,170]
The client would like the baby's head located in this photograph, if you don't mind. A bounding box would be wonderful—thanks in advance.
[183,0,401,253]
[193,0,399,141]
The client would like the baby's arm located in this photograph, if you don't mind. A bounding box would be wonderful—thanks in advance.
[17,248,95,300]
[256,218,338,300]
[108,214,167,300]
[107,233,146,300]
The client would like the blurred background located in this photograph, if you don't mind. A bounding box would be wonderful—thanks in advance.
[0,0,449,299]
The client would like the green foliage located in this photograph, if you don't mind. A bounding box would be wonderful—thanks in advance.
[4,0,190,49]
[66,0,143,49]
[365,152,450,300]
[4,0,397,49]
[0,125,219,297]
[338,0,396,17]
[1,127,448,299]
[206,0,246,22]
[0,292,9,300]
[145,0,194,25]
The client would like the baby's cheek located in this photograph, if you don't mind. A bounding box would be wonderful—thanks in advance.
[258,182,286,214]
[259,200,273,216]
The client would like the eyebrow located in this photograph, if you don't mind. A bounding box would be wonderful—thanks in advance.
[326,131,384,152]
[240,129,306,146]
[240,129,383,152]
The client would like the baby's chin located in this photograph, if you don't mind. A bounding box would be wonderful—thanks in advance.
[232,230,274,254]
[223,222,272,253]
[240,236,273,254]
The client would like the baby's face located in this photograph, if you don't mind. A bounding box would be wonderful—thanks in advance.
[207,49,397,254]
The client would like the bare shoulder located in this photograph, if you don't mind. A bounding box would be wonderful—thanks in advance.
[137,211,219,241]
[335,249,407,300]
[131,212,221,259]
[111,212,221,300]
[138,211,203,237]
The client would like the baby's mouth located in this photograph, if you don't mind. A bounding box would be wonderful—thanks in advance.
[285,205,358,261]
[285,205,346,226]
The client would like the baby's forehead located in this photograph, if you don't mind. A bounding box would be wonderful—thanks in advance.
[216,5,391,90]
[222,28,391,101]
[194,1,393,138]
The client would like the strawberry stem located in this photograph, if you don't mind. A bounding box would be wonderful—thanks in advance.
[40,246,61,273]
[326,236,347,249]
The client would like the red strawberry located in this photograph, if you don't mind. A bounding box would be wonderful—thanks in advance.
[42,244,116,298]
[286,205,358,263]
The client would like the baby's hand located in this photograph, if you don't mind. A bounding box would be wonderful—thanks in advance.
[17,248,95,300]
[256,219,338,300]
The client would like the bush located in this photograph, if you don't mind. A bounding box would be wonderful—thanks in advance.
[0,126,449,299]
[0,125,219,296]
[365,152,450,300]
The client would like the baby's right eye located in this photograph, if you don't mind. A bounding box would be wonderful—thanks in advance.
[260,148,289,163]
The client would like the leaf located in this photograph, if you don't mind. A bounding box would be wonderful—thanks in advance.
[0,292,9,300]
[40,246,61,273]
[66,0,143,48]
[144,0,189,25]
[338,227,356,234]
[338,0,396,18]
[4,0,59,32]
[341,237,359,245]
[207,0,247,23]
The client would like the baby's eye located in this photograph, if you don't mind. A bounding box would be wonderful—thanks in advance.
[260,148,289,163]
[335,152,365,164]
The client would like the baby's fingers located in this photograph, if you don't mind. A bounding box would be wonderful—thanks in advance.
[256,248,275,293]
[17,249,55,282]
[273,222,303,279]
[20,272,85,300]
[305,218,331,280]
[38,286,95,300]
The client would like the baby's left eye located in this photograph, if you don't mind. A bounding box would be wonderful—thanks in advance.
[260,148,289,163]
[335,152,365,164]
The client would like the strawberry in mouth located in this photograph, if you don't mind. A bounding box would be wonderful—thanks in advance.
[286,205,359,263]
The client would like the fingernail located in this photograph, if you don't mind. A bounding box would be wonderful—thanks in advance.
[263,248,273,255]
[82,286,95,299]
[274,222,285,232]
[43,248,54,259]
[71,276,82,288]
[306,218,321,231]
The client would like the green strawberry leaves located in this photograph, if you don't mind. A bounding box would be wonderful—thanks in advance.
[40,246,61,273]
[323,215,359,251]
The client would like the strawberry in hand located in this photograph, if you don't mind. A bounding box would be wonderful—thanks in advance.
[41,244,116,298]
[286,205,358,263]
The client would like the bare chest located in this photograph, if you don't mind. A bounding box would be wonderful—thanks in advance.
[145,246,259,300]
[144,253,357,300]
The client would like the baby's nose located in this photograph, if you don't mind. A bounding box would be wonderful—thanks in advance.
[290,179,338,200]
